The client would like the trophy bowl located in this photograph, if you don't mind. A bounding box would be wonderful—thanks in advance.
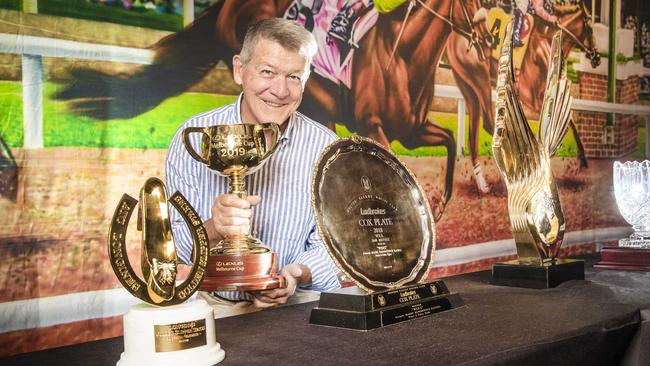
[182,123,286,291]
[613,160,650,249]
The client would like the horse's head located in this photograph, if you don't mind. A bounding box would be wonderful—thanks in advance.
[554,0,601,68]
[382,0,489,53]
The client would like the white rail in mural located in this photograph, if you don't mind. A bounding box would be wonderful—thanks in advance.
[1,33,649,152]
[435,84,650,158]
[0,33,154,149]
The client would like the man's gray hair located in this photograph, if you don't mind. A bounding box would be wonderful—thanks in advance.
[239,18,317,66]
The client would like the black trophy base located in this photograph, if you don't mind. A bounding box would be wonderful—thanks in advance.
[492,258,585,289]
[309,280,463,331]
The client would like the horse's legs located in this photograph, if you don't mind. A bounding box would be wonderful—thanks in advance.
[570,119,588,168]
[447,32,492,193]
[401,121,456,221]
[455,77,490,193]
[483,110,494,135]
[468,104,490,194]
[365,116,392,148]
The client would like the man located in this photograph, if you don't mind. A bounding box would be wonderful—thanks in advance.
[166,18,341,316]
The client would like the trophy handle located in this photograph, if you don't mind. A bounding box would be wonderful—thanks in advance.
[182,127,210,164]
[254,123,281,161]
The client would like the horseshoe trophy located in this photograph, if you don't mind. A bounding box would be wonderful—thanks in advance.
[108,177,225,365]
[490,24,584,288]
[182,123,286,291]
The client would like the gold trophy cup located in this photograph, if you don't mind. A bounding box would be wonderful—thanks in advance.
[182,123,287,291]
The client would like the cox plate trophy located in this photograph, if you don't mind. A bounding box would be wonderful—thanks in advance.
[490,24,584,288]
[108,177,225,365]
[596,160,650,271]
[182,123,286,291]
[309,136,463,331]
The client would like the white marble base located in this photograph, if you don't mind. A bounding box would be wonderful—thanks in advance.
[117,299,225,366]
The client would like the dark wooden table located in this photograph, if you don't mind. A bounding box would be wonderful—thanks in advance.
[2,257,650,366]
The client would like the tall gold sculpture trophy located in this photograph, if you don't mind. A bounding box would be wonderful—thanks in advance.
[491,24,584,288]
[108,178,225,365]
[183,123,286,291]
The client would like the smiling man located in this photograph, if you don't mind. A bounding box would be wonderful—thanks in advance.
[166,18,341,317]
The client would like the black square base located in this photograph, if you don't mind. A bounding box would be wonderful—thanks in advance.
[492,258,585,289]
[309,281,464,331]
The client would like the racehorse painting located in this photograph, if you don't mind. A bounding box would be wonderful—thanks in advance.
[447,0,600,192]
[55,0,491,220]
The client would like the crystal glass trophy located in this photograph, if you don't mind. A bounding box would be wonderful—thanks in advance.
[595,161,650,270]
[490,23,584,288]
[108,177,225,365]
[182,123,286,291]
[613,160,650,249]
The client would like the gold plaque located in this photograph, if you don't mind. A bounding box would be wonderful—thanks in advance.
[312,136,435,292]
[154,319,208,352]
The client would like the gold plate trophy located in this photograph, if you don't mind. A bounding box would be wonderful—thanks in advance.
[108,177,225,365]
[309,136,463,330]
[491,24,584,288]
[183,123,286,291]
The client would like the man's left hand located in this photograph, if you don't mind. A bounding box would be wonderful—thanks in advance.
[251,263,311,309]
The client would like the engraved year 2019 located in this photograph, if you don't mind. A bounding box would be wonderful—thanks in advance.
[220,147,246,157]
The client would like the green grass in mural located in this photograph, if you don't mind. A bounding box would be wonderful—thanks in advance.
[0,79,584,157]
[0,0,19,10]
[631,126,648,159]
[0,0,183,31]
[0,80,236,148]
[0,81,22,147]
[336,115,580,157]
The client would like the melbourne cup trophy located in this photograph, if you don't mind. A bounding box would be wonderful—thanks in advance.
[309,136,463,330]
[490,23,584,288]
[182,123,287,291]
[108,177,225,365]
[596,160,650,270]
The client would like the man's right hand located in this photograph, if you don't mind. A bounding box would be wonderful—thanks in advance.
[206,194,261,242]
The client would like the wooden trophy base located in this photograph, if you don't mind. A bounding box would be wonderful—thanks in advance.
[199,251,286,292]
[492,258,585,289]
[595,245,650,271]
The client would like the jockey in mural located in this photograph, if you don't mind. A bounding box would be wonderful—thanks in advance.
[328,0,408,47]
[512,0,558,47]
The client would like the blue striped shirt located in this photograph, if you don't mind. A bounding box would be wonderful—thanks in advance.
[166,94,341,300]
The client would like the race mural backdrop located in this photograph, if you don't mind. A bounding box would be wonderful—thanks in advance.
[0,0,646,355]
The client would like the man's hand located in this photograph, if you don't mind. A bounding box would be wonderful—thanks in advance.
[206,194,261,242]
[251,264,312,309]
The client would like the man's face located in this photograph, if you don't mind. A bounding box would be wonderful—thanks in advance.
[232,39,309,126]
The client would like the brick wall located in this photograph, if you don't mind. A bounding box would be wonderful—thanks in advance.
[574,72,641,158]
